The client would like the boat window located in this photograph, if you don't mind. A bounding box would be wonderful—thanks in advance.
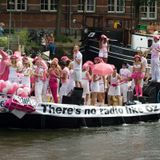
[148,39,153,48]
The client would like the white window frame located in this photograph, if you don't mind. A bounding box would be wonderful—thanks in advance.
[78,0,96,13]
[7,0,27,12]
[108,0,125,13]
[78,0,84,12]
[40,0,57,12]
[140,1,157,20]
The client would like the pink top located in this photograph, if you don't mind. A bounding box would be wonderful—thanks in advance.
[49,70,58,83]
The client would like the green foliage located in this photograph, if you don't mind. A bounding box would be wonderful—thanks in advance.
[55,35,73,43]
[0,36,8,48]
[15,29,28,45]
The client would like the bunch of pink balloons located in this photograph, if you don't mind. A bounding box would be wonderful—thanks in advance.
[0,80,30,97]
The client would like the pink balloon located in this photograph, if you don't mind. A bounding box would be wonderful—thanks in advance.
[12,83,19,93]
[20,92,28,97]
[7,87,14,94]
[0,81,7,92]
[23,87,30,95]
[0,81,2,92]
[16,88,24,95]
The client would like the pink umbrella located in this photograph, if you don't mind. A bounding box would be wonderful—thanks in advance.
[92,62,114,76]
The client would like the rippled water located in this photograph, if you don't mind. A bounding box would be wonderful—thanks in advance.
[0,122,160,160]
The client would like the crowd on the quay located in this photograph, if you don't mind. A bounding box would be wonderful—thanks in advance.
[0,33,160,106]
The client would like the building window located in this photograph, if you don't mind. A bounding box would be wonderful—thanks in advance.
[78,0,96,12]
[41,0,57,11]
[7,0,27,11]
[78,0,84,11]
[140,0,157,20]
[108,0,125,13]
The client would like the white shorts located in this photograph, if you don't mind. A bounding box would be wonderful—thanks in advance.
[99,50,108,58]
[82,80,90,96]
[73,70,82,82]
[91,81,99,93]
[99,83,105,92]
[108,85,121,96]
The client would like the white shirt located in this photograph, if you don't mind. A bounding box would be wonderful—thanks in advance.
[141,56,148,69]
[120,68,131,78]
[73,51,82,70]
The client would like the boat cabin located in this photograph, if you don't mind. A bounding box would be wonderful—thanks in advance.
[131,33,154,51]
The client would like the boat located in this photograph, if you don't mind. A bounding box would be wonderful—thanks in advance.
[0,81,160,129]
[80,30,154,70]
[0,31,159,129]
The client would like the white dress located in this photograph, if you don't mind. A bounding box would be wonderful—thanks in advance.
[21,67,31,88]
[91,75,100,93]
[108,74,121,96]
[8,66,18,83]
[99,42,108,58]
[99,77,105,92]
[67,69,75,93]
[82,71,90,97]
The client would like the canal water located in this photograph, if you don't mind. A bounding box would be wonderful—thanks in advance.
[0,122,160,160]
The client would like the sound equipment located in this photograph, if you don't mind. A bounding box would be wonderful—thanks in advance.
[62,87,84,105]
[138,82,157,103]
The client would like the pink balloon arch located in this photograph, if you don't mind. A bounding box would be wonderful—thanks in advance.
[0,80,30,97]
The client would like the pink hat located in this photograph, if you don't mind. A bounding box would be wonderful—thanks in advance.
[52,58,59,63]
[94,57,103,63]
[82,63,89,70]
[85,60,94,66]
[153,35,160,40]
[10,55,18,59]
[101,34,108,40]
[134,54,141,61]
[61,56,70,62]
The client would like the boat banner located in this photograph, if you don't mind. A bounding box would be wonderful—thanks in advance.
[35,103,160,118]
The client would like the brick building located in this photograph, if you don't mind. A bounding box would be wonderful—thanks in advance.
[0,0,160,38]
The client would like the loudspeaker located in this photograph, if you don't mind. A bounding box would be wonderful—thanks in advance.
[71,87,84,105]
[139,83,157,103]
[62,87,84,105]
[62,96,72,104]
[71,87,83,98]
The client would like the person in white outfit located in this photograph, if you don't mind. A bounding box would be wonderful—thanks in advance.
[67,61,75,94]
[108,68,121,106]
[98,76,106,105]
[150,35,160,82]
[82,63,92,105]
[119,62,131,104]
[90,74,101,106]
[33,58,46,103]
[59,61,69,103]
[99,34,109,63]
[21,57,32,90]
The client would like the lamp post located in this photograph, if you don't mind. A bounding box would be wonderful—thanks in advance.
[8,1,14,34]
[8,0,14,49]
